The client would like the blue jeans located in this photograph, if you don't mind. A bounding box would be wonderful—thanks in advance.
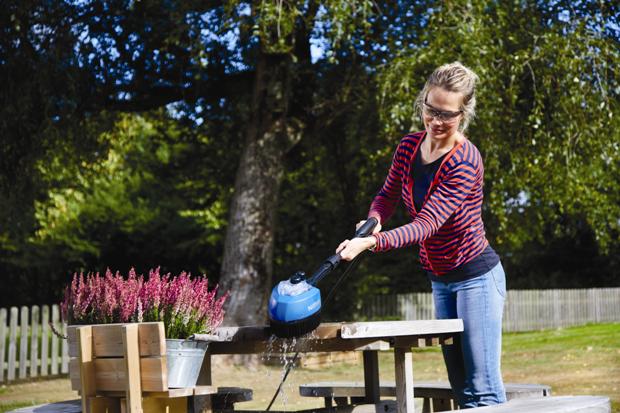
[431,262,507,408]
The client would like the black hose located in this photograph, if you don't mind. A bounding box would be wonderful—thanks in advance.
[266,351,300,411]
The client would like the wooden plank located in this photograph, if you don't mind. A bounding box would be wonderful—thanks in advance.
[78,325,96,413]
[68,323,78,358]
[209,338,389,355]
[61,322,70,373]
[212,323,343,342]
[69,356,167,392]
[69,358,81,390]
[234,400,397,413]
[341,319,463,339]
[455,395,610,412]
[51,305,60,375]
[7,306,18,381]
[30,306,40,378]
[90,396,122,413]
[97,386,216,399]
[41,305,50,376]
[141,396,187,413]
[18,306,29,379]
[68,322,165,358]
[362,351,380,403]
[122,324,143,413]
[298,381,552,401]
[0,307,7,382]
[394,348,414,413]
[97,357,166,392]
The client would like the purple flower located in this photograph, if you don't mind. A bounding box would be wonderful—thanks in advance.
[60,267,229,338]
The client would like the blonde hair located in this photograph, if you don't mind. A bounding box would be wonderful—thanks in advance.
[415,62,479,131]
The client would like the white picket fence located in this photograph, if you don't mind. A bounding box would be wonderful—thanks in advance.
[359,287,620,332]
[2,289,619,384]
[0,304,69,383]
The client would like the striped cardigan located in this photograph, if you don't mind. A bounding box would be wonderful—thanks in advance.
[368,131,489,276]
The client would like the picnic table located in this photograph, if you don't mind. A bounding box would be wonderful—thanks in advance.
[205,319,464,413]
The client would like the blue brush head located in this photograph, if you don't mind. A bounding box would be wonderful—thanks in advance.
[268,282,321,323]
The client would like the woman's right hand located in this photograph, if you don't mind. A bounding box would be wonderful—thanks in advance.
[356,219,382,235]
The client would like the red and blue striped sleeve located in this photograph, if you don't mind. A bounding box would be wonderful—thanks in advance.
[372,156,480,252]
[367,140,407,225]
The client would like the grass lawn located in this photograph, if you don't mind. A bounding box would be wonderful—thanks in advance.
[1,322,618,412]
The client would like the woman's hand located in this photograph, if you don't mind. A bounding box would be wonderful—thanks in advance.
[336,236,377,261]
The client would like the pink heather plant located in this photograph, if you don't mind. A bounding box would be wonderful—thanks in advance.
[61,267,229,339]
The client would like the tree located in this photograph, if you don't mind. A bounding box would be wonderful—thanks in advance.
[377,0,620,261]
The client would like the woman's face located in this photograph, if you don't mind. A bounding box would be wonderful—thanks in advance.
[422,87,464,142]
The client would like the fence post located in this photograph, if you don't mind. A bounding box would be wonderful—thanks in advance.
[51,305,60,375]
[0,308,6,382]
[30,305,40,378]
[61,321,69,374]
[8,307,18,381]
[41,305,49,376]
[19,306,29,379]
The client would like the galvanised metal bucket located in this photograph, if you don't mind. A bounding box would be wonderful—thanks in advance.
[166,339,209,388]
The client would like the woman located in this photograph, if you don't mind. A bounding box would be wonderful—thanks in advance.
[336,62,506,408]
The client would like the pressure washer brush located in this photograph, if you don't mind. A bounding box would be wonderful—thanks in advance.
[267,217,378,338]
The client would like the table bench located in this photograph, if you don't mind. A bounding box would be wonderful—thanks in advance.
[445,395,610,412]
[212,387,253,410]
[5,387,252,413]
[299,381,552,411]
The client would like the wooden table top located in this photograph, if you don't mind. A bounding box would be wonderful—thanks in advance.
[207,319,463,355]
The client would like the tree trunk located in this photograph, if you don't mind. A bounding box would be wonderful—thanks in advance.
[219,50,303,326]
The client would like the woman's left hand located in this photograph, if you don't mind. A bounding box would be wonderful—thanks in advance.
[336,236,376,261]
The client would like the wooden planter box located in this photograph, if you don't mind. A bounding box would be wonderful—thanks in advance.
[67,322,215,413]
[67,322,167,392]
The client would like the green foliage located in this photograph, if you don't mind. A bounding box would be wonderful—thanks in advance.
[377,1,620,252]
[29,112,234,288]
[234,0,375,54]
[1,0,619,310]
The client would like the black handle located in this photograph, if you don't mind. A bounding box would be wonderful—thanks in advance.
[355,217,378,238]
[307,217,379,286]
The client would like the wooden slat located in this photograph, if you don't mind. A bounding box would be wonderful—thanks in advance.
[69,358,81,390]
[69,357,167,392]
[394,348,413,413]
[68,322,165,358]
[140,396,187,413]
[298,381,552,400]
[61,322,69,373]
[97,386,216,399]
[362,351,380,403]
[0,308,7,382]
[212,323,343,342]
[122,324,143,413]
[89,396,121,413]
[209,338,389,355]
[98,357,166,392]
[18,306,29,379]
[68,323,78,358]
[341,319,463,339]
[452,395,610,412]
[30,306,40,377]
[41,305,50,376]
[51,305,60,375]
[7,306,18,381]
[78,326,96,413]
